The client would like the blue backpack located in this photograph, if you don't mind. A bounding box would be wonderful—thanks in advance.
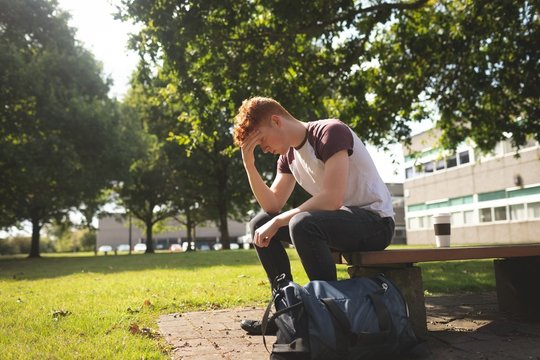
[262,274,421,360]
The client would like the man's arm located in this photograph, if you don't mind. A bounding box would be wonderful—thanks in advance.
[241,130,296,213]
[253,149,349,247]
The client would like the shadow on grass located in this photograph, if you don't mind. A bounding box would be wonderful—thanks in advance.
[420,260,495,294]
[0,250,262,280]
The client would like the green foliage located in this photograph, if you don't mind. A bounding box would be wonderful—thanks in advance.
[115,1,539,249]
[369,0,540,151]
[47,227,96,253]
[121,0,538,153]
[0,236,54,255]
[119,80,200,253]
[0,0,139,256]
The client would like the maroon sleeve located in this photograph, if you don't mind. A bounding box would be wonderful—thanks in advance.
[312,121,354,162]
[277,154,292,174]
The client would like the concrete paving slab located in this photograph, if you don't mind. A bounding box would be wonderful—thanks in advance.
[158,292,540,360]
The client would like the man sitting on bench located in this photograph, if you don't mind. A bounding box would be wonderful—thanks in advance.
[232,96,395,335]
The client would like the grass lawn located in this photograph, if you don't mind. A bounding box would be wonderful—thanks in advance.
[0,248,495,359]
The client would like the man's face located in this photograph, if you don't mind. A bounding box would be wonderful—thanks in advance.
[257,117,289,155]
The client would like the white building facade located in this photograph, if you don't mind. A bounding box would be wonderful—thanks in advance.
[96,215,247,250]
[403,129,540,245]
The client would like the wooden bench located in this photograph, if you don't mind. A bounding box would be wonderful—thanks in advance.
[332,244,540,338]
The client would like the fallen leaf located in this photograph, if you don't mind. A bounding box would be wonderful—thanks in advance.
[129,323,140,335]
[128,323,158,339]
[51,309,71,320]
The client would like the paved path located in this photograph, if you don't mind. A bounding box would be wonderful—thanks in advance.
[158,292,540,359]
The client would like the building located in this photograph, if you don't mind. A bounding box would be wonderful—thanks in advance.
[403,129,540,245]
[387,183,407,244]
[96,215,247,250]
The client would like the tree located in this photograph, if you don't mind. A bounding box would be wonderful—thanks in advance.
[0,0,133,257]
[118,136,179,253]
[368,0,539,152]
[120,0,341,248]
[119,78,197,253]
[120,0,537,248]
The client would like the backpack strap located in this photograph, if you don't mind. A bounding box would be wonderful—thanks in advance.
[262,290,279,353]
[319,298,352,356]
[262,276,305,353]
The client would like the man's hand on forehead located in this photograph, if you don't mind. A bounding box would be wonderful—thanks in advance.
[244,129,261,146]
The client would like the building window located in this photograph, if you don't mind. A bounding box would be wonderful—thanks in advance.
[436,158,445,171]
[528,202,540,219]
[446,155,457,168]
[493,206,507,221]
[408,217,419,229]
[463,210,474,224]
[510,204,525,221]
[480,208,492,222]
[459,150,470,165]
[424,161,434,173]
[451,212,463,226]
[405,167,414,179]
[408,216,430,229]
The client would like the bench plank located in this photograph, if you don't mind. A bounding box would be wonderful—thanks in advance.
[337,244,540,266]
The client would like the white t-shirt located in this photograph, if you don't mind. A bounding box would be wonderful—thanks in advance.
[277,119,394,218]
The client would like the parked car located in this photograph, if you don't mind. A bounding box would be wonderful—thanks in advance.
[213,243,240,250]
[182,242,195,251]
[169,244,182,253]
[116,244,130,252]
[97,245,113,254]
[133,243,147,252]
[198,244,210,251]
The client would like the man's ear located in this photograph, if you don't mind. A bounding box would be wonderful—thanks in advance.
[270,115,282,128]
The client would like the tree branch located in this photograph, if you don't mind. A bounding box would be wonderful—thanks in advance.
[297,0,430,36]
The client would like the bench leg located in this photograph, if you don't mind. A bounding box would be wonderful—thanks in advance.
[347,265,428,339]
[494,257,540,320]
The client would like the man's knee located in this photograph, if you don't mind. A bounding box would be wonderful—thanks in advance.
[289,212,316,241]
[249,212,273,234]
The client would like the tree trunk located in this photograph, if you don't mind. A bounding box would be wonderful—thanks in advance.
[217,197,230,249]
[219,211,230,249]
[216,161,230,249]
[193,225,197,251]
[145,218,154,253]
[28,214,41,258]
[185,210,194,252]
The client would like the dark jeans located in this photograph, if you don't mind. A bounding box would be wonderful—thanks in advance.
[250,206,394,285]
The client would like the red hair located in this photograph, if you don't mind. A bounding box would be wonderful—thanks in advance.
[233,97,291,146]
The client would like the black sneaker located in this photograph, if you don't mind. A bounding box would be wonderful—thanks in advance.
[240,319,278,335]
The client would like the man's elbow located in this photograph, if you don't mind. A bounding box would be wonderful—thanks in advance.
[326,197,344,211]
[262,203,283,214]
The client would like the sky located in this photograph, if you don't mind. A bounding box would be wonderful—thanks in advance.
[56,0,140,99]
[55,0,413,183]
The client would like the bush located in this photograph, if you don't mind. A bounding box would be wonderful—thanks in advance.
[0,236,55,255]
[80,231,96,251]
[0,238,18,255]
[10,236,31,254]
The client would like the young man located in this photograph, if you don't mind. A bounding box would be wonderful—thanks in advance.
[233,97,394,335]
